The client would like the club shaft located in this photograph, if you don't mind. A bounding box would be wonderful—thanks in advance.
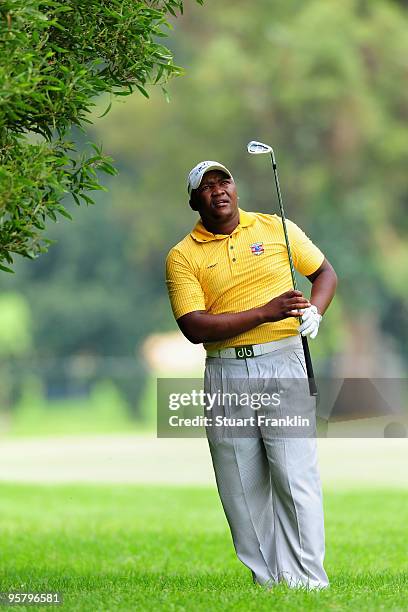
[270,156,298,291]
[269,153,318,397]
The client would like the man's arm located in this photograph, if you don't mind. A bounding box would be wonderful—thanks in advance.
[177,290,311,344]
[306,257,337,315]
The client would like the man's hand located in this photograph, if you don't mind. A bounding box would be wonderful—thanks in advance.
[260,290,311,323]
[298,305,322,339]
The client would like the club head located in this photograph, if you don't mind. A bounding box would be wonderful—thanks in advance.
[247,141,273,155]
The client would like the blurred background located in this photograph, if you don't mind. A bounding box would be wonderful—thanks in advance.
[0,0,407,487]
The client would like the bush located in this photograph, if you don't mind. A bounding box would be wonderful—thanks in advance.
[0,0,202,270]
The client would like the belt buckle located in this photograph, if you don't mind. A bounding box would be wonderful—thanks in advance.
[235,345,254,359]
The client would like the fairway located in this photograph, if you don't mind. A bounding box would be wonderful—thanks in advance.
[0,485,407,611]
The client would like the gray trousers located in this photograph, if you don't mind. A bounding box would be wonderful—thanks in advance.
[204,335,329,589]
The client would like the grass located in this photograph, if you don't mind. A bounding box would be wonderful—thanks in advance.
[2,370,203,438]
[2,379,144,438]
[0,485,407,610]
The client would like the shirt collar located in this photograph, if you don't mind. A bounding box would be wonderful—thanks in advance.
[190,208,256,243]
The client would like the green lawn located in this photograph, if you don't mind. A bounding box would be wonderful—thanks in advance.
[0,485,407,611]
[5,379,142,438]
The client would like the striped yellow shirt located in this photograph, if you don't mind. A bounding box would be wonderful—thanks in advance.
[166,209,325,350]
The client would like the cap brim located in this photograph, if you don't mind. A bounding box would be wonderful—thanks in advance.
[189,163,232,194]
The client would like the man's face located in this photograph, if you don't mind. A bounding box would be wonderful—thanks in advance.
[190,170,238,224]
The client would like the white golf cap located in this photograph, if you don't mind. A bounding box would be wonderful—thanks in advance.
[187,160,233,195]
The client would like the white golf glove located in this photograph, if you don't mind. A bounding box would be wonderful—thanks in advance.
[298,305,322,339]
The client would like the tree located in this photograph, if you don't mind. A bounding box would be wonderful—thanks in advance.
[2,0,407,402]
[0,0,203,270]
[86,0,408,370]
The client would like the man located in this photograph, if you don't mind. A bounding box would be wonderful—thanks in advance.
[165,160,337,589]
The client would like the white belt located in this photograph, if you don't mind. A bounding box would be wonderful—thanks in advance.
[206,335,302,359]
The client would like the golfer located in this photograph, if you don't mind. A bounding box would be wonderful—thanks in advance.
[165,161,337,589]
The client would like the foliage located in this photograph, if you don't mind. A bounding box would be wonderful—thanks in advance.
[85,0,408,364]
[0,194,151,412]
[0,0,202,269]
[9,377,136,436]
[0,292,32,356]
[1,0,407,398]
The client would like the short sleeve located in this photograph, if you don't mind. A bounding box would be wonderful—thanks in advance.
[165,248,206,320]
[286,219,325,276]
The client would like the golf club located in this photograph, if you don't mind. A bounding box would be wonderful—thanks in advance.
[247,140,318,397]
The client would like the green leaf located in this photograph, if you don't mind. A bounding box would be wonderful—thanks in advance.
[98,100,112,118]
[0,264,14,274]
[136,84,150,98]
[56,207,73,220]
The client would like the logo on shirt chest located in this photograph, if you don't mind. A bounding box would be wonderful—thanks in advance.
[250,242,264,256]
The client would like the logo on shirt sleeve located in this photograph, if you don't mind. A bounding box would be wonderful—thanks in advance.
[250,242,264,256]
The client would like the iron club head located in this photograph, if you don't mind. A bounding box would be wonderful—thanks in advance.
[247,141,273,155]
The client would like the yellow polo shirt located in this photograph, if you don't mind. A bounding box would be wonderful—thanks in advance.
[165,209,325,350]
